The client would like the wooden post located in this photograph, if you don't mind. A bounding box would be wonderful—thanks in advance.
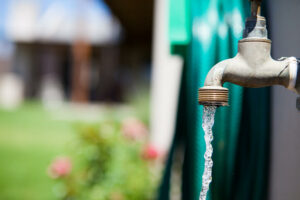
[71,40,91,103]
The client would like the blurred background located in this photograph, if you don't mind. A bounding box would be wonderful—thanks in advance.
[0,0,299,200]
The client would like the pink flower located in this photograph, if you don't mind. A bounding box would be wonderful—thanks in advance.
[48,157,72,179]
[142,144,159,160]
[121,118,148,141]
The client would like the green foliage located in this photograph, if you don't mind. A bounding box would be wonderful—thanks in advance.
[53,119,160,200]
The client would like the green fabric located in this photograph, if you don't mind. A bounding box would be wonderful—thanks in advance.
[211,0,246,199]
[185,1,219,199]
[180,0,247,199]
[231,88,270,200]
[169,0,191,55]
[159,0,270,200]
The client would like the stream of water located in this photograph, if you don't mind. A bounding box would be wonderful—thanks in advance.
[199,106,217,200]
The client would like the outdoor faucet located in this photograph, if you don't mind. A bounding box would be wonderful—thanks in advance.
[198,0,300,107]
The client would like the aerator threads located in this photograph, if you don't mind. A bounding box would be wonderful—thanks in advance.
[198,86,229,106]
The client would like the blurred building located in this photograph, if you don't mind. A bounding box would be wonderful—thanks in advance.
[0,0,154,108]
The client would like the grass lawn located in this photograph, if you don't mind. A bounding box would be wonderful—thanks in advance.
[0,102,74,200]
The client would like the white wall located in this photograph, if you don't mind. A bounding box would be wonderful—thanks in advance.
[150,0,183,154]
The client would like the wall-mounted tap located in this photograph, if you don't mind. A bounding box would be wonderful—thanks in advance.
[198,0,300,108]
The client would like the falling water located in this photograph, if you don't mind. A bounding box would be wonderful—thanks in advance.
[199,106,217,200]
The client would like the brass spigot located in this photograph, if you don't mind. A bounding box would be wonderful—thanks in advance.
[198,86,228,106]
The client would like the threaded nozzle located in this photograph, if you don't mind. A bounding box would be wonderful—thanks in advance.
[198,86,229,106]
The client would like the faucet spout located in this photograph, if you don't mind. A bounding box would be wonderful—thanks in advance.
[205,40,293,89]
[199,39,299,106]
[203,59,230,87]
[198,3,300,107]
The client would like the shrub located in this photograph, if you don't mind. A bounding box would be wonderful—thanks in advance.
[49,117,162,200]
